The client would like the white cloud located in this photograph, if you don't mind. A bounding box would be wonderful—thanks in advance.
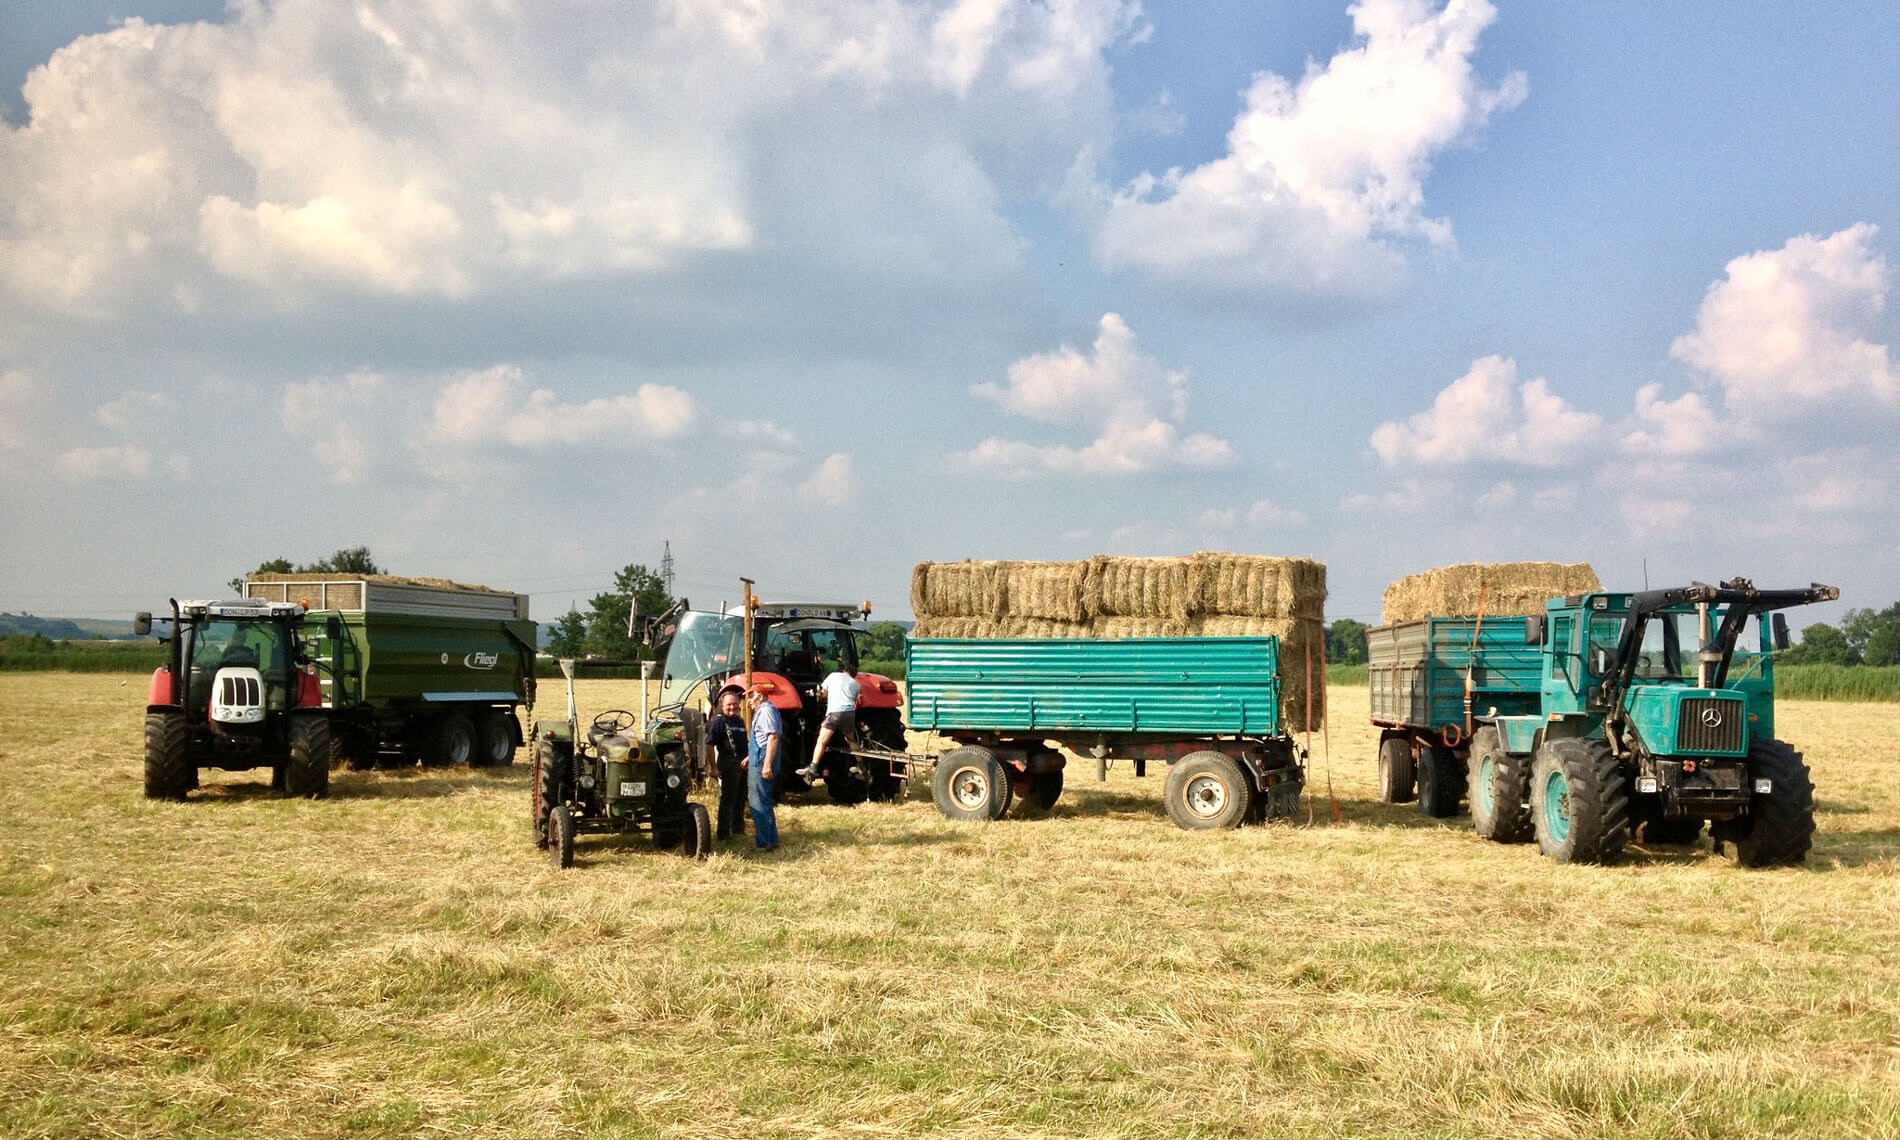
[1093,0,1525,298]
[718,419,799,448]
[1246,498,1309,527]
[281,370,387,484]
[1197,507,1238,529]
[797,452,857,506]
[1670,223,1895,411]
[959,313,1234,476]
[1618,493,1693,536]
[1370,355,1602,467]
[426,365,696,451]
[1475,481,1516,509]
[0,370,38,461]
[93,391,168,432]
[1622,383,1725,456]
[57,444,153,480]
[1340,475,1448,513]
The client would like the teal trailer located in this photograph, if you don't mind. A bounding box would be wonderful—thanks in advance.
[906,635,1304,830]
[1365,615,1545,816]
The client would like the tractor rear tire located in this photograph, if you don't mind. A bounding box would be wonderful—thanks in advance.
[1417,744,1465,819]
[860,708,906,802]
[143,711,192,800]
[471,710,516,768]
[1724,739,1815,867]
[933,746,1010,822]
[1377,735,1416,804]
[681,802,712,860]
[425,712,476,767]
[1468,726,1532,843]
[549,807,575,869]
[1164,751,1252,830]
[1530,737,1628,865]
[285,716,332,799]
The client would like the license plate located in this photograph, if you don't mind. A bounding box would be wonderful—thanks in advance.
[619,781,646,798]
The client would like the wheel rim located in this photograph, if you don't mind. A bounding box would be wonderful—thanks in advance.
[1542,769,1571,842]
[949,765,990,810]
[1478,754,1496,816]
[488,730,509,762]
[447,729,472,765]
[1184,774,1229,818]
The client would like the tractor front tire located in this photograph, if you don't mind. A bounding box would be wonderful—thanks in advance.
[1417,744,1465,819]
[1530,737,1628,865]
[1377,735,1416,804]
[932,746,1011,822]
[285,716,332,800]
[1724,740,1815,867]
[1164,751,1252,830]
[471,710,516,768]
[425,712,476,768]
[681,802,712,860]
[549,807,576,869]
[531,740,566,850]
[1468,726,1532,843]
[143,711,192,800]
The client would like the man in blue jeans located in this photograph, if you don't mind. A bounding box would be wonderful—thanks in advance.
[746,685,783,851]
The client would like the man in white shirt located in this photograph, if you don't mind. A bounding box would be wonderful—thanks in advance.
[800,660,859,782]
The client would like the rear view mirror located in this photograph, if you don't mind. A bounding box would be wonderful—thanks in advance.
[1524,615,1545,645]
[1771,613,1790,652]
[133,612,152,636]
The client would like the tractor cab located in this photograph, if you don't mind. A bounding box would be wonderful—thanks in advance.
[138,599,323,736]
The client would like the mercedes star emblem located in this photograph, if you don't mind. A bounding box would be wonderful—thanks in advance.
[1700,706,1724,728]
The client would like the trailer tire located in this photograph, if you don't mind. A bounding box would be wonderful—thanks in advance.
[472,710,516,768]
[549,806,575,869]
[1722,739,1815,867]
[1531,737,1628,865]
[425,712,477,768]
[1468,726,1532,843]
[1164,751,1252,830]
[1027,768,1064,811]
[1377,735,1416,804]
[285,716,332,799]
[1417,744,1465,819]
[933,746,1010,822]
[681,802,712,861]
[143,711,192,800]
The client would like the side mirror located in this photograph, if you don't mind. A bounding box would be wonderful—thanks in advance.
[1524,615,1544,645]
[133,612,152,636]
[1771,613,1790,652]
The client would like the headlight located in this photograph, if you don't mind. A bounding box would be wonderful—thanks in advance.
[666,773,681,789]
[579,774,596,789]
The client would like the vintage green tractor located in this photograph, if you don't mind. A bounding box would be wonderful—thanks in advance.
[530,659,710,867]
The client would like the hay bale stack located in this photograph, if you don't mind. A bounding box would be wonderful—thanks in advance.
[1090,616,1189,640]
[911,616,988,639]
[910,561,1007,620]
[999,561,1090,623]
[1381,562,1601,625]
[1084,555,1193,621]
[1189,552,1326,621]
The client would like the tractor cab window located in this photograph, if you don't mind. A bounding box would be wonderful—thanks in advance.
[660,612,743,687]
[804,628,856,676]
[1632,613,1689,680]
[1586,614,1624,676]
[1726,611,1767,682]
[762,625,815,680]
[188,620,289,708]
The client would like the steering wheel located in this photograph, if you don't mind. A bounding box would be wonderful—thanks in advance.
[591,709,638,735]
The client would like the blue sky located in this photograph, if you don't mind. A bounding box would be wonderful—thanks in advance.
[1,0,1894,630]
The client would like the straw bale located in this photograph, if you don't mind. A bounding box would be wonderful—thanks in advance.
[1187,552,1327,620]
[910,561,1007,619]
[1083,555,1192,620]
[1088,616,1189,639]
[1381,562,1601,625]
[997,561,1090,623]
[911,616,991,639]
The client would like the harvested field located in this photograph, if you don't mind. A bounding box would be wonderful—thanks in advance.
[2,672,1894,1138]
[1382,561,1601,625]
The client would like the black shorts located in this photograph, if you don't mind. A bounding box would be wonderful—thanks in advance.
[823,711,857,734]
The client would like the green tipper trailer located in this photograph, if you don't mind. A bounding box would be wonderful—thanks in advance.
[905,635,1305,830]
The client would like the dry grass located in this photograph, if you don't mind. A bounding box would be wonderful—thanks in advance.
[1,674,1895,1138]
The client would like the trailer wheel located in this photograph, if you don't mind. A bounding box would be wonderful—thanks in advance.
[143,711,193,800]
[1164,751,1252,830]
[1377,735,1416,804]
[1530,737,1628,865]
[1417,744,1465,818]
[1028,768,1064,811]
[1722,739,1815,867]
[471,710,516,768]
[425,713,476,767]
[549,806,575,869]
[285,716,332,799]
[1468,726,1532,843]
[933,746,1010,822]
[681,802,712,860]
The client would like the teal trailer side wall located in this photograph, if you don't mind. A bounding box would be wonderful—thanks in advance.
[906,636,1282,737]
[317,612,536,709]
[1367,616,1542,732]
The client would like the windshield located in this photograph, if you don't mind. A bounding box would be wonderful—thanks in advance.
[659,611,743,706]
[187,619,289,709]
[1586,614,1623,677]
[1632,613,1689,680]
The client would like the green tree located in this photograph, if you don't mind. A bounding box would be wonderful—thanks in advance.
[546,610,588,658]
[1326,618,1369,666]
[581,564,674,660]
[229,556,293,593]
[1786,622,1858,665]
[303,546,382,574]
[1841,603,1900,666]
[862,621,907,661]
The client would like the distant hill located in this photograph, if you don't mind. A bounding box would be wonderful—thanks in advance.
[0,614,139,640]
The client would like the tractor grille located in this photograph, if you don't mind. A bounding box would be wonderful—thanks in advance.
[1676,698,1744,754]
[220,673,260,707]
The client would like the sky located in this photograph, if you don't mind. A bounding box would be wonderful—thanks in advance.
[1,0,1895,632]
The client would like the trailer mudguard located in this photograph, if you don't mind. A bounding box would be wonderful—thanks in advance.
[1494,714,1542,756]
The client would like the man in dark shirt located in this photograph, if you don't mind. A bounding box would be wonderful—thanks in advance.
[706,684,749,841]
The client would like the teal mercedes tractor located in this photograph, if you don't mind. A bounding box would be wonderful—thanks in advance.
[1472,578,1837,866]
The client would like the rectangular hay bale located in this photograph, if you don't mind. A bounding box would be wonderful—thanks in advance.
[1381,562,1602,625]
[910,561,1007,620]
[1083,555,1192,620]
[1187,552,1327,620]
[997,561,1090,623]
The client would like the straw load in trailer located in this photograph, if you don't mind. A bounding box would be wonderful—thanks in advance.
[1380,561,1601,625]
[910,552,1328,731]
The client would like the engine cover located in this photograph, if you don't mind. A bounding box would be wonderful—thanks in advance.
[211,666,266,724]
